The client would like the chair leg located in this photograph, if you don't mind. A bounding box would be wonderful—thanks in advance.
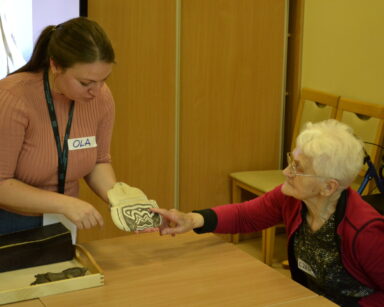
[230,180,243,244]
[231,233,240,243]
[262,226,276,266]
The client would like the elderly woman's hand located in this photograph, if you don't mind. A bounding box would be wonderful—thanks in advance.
[143,208,204,236]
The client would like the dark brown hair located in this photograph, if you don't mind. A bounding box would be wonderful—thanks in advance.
[11,17,115,74]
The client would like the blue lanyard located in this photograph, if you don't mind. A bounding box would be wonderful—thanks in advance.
[43,70,75,194]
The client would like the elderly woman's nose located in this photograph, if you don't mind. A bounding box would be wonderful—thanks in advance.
[283,165,295,178]
[282,166,291,177]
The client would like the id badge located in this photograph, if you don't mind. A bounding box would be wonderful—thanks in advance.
[298,258,316,278]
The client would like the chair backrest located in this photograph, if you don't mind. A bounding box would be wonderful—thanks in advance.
[291,88,340,149]
[336,97,384,176]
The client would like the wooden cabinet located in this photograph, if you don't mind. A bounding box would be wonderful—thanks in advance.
[180,0,286,211]
[78,0,287,242]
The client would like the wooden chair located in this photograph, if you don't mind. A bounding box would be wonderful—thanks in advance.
[336,97,384,194]
[229,88,340,266]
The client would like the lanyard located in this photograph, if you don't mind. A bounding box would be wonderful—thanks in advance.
[43,70,75,194]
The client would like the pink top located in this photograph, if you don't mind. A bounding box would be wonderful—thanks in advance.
[0,71,115,197]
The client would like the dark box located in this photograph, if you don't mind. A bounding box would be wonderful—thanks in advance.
[0,222,75,273]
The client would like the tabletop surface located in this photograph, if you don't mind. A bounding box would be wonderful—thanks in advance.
[7,232,336,307]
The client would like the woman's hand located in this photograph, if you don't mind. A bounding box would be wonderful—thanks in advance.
[147,208,203,236]
[61,198,104,230]
[0,179,104,230]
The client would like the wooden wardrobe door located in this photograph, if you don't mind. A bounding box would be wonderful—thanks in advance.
[78,0,176,242]
[179,0,287,211]
[79,0,288,241]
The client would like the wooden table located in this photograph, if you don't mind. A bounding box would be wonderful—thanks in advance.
[271,296,338,306]
[5,233,336,306]
[1,300,44,307]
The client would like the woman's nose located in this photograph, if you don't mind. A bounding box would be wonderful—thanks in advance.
[282,165,293,178]
[88,81,103,96]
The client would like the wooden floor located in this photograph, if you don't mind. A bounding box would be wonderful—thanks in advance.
[234,232,290,278]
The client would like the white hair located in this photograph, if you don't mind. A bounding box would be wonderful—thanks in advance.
[296,119,364,187]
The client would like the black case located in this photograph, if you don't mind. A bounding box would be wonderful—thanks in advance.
[0,222,75,273]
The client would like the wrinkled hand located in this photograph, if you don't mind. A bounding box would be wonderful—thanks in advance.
[146,208,196,236]
[62,199,103,229]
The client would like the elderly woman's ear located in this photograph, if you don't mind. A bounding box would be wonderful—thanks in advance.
[321,179,340,197]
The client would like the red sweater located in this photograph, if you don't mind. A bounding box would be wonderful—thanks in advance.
[202,186,384,306]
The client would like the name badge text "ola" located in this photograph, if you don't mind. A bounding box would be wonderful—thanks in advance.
[68,136,97,151]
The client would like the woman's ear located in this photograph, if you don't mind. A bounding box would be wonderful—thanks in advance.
[49,58,61,74]
[322,179,340,197]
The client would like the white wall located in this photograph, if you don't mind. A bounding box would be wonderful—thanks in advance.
[32,0,79,43]
[0,0,80,79]
[0,0,32,61]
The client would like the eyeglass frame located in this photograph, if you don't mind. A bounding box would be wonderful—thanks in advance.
[286,152,333,179]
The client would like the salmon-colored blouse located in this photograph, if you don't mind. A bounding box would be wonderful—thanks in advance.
[0,71,115,197]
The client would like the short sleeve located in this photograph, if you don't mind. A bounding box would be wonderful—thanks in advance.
[0,89,28,181]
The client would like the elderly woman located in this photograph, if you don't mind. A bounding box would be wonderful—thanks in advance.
[151,119,384,307]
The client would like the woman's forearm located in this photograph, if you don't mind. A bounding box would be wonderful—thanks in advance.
[188,212,205,229]
[0,178,104,229]
[0,178,75,215]
[84,163,117,203]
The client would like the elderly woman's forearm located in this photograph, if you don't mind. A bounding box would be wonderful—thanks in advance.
[188,212,204,229]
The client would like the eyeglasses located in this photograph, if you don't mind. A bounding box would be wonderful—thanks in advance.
[286,152,326,178]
